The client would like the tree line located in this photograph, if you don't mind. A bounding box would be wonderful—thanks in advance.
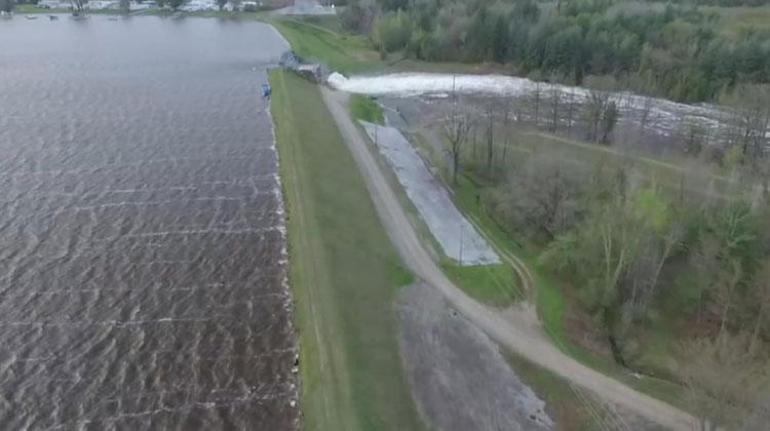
[437,81,770,427]
[342,0,770,102]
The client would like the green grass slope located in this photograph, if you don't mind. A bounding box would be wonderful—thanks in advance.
[270,70,423,431]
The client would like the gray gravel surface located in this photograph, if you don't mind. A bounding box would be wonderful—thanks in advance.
[360,121,499,266]
[397,283,553,431]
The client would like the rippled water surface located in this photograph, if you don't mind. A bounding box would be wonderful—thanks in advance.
[0,16,296,430]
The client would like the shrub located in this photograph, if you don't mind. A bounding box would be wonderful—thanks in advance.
[372,10,412,53]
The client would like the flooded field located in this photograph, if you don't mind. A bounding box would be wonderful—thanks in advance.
[0,16,297,429]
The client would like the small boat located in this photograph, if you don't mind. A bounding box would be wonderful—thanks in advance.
[25,15,38,20]
[48,15,59,20]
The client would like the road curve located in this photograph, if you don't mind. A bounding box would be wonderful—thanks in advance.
[320,87,696,431]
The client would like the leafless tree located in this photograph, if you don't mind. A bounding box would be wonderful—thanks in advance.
[600,100,619,145]
[750,259,770,354]
[485,99,496,175]
[548,83,561,133]
[565,89,576,137]
[444,108,473,185]
[70,0,87,12]
[678,115,711,156]
[723,84,770,162]
[533,81,542,128]
[627,220,685,316]
[638,93,654,133]
[680,334,767,431]
[715,259,743,340]
[500,98,512,169]
[584,76,617,143]
[500,153,584,240]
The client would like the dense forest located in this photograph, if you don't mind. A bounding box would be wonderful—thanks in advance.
[341,0,770,102]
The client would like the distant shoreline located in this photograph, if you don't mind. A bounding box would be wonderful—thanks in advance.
[9,5,273,18]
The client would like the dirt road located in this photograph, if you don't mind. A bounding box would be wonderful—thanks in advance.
[320,88,696,431]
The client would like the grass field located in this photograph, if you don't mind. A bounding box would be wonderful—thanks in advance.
[270,70,423,431]
[349,94,384,125]
[440,261,521,307]
[268,18,383,74]
[268,16,514,77]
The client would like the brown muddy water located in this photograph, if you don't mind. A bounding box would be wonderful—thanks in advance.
[0,16,297,430]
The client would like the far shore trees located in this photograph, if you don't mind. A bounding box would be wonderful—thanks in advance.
[343,0,770,103]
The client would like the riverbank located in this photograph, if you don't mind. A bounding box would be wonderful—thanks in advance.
[269,69,424,430]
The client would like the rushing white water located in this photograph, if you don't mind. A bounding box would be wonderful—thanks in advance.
[329,72,729,138]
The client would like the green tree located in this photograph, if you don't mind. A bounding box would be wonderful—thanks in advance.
[491,15,508,63]
[373,11,412,53]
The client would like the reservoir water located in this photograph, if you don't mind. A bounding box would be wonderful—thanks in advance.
[0,16,296,429]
